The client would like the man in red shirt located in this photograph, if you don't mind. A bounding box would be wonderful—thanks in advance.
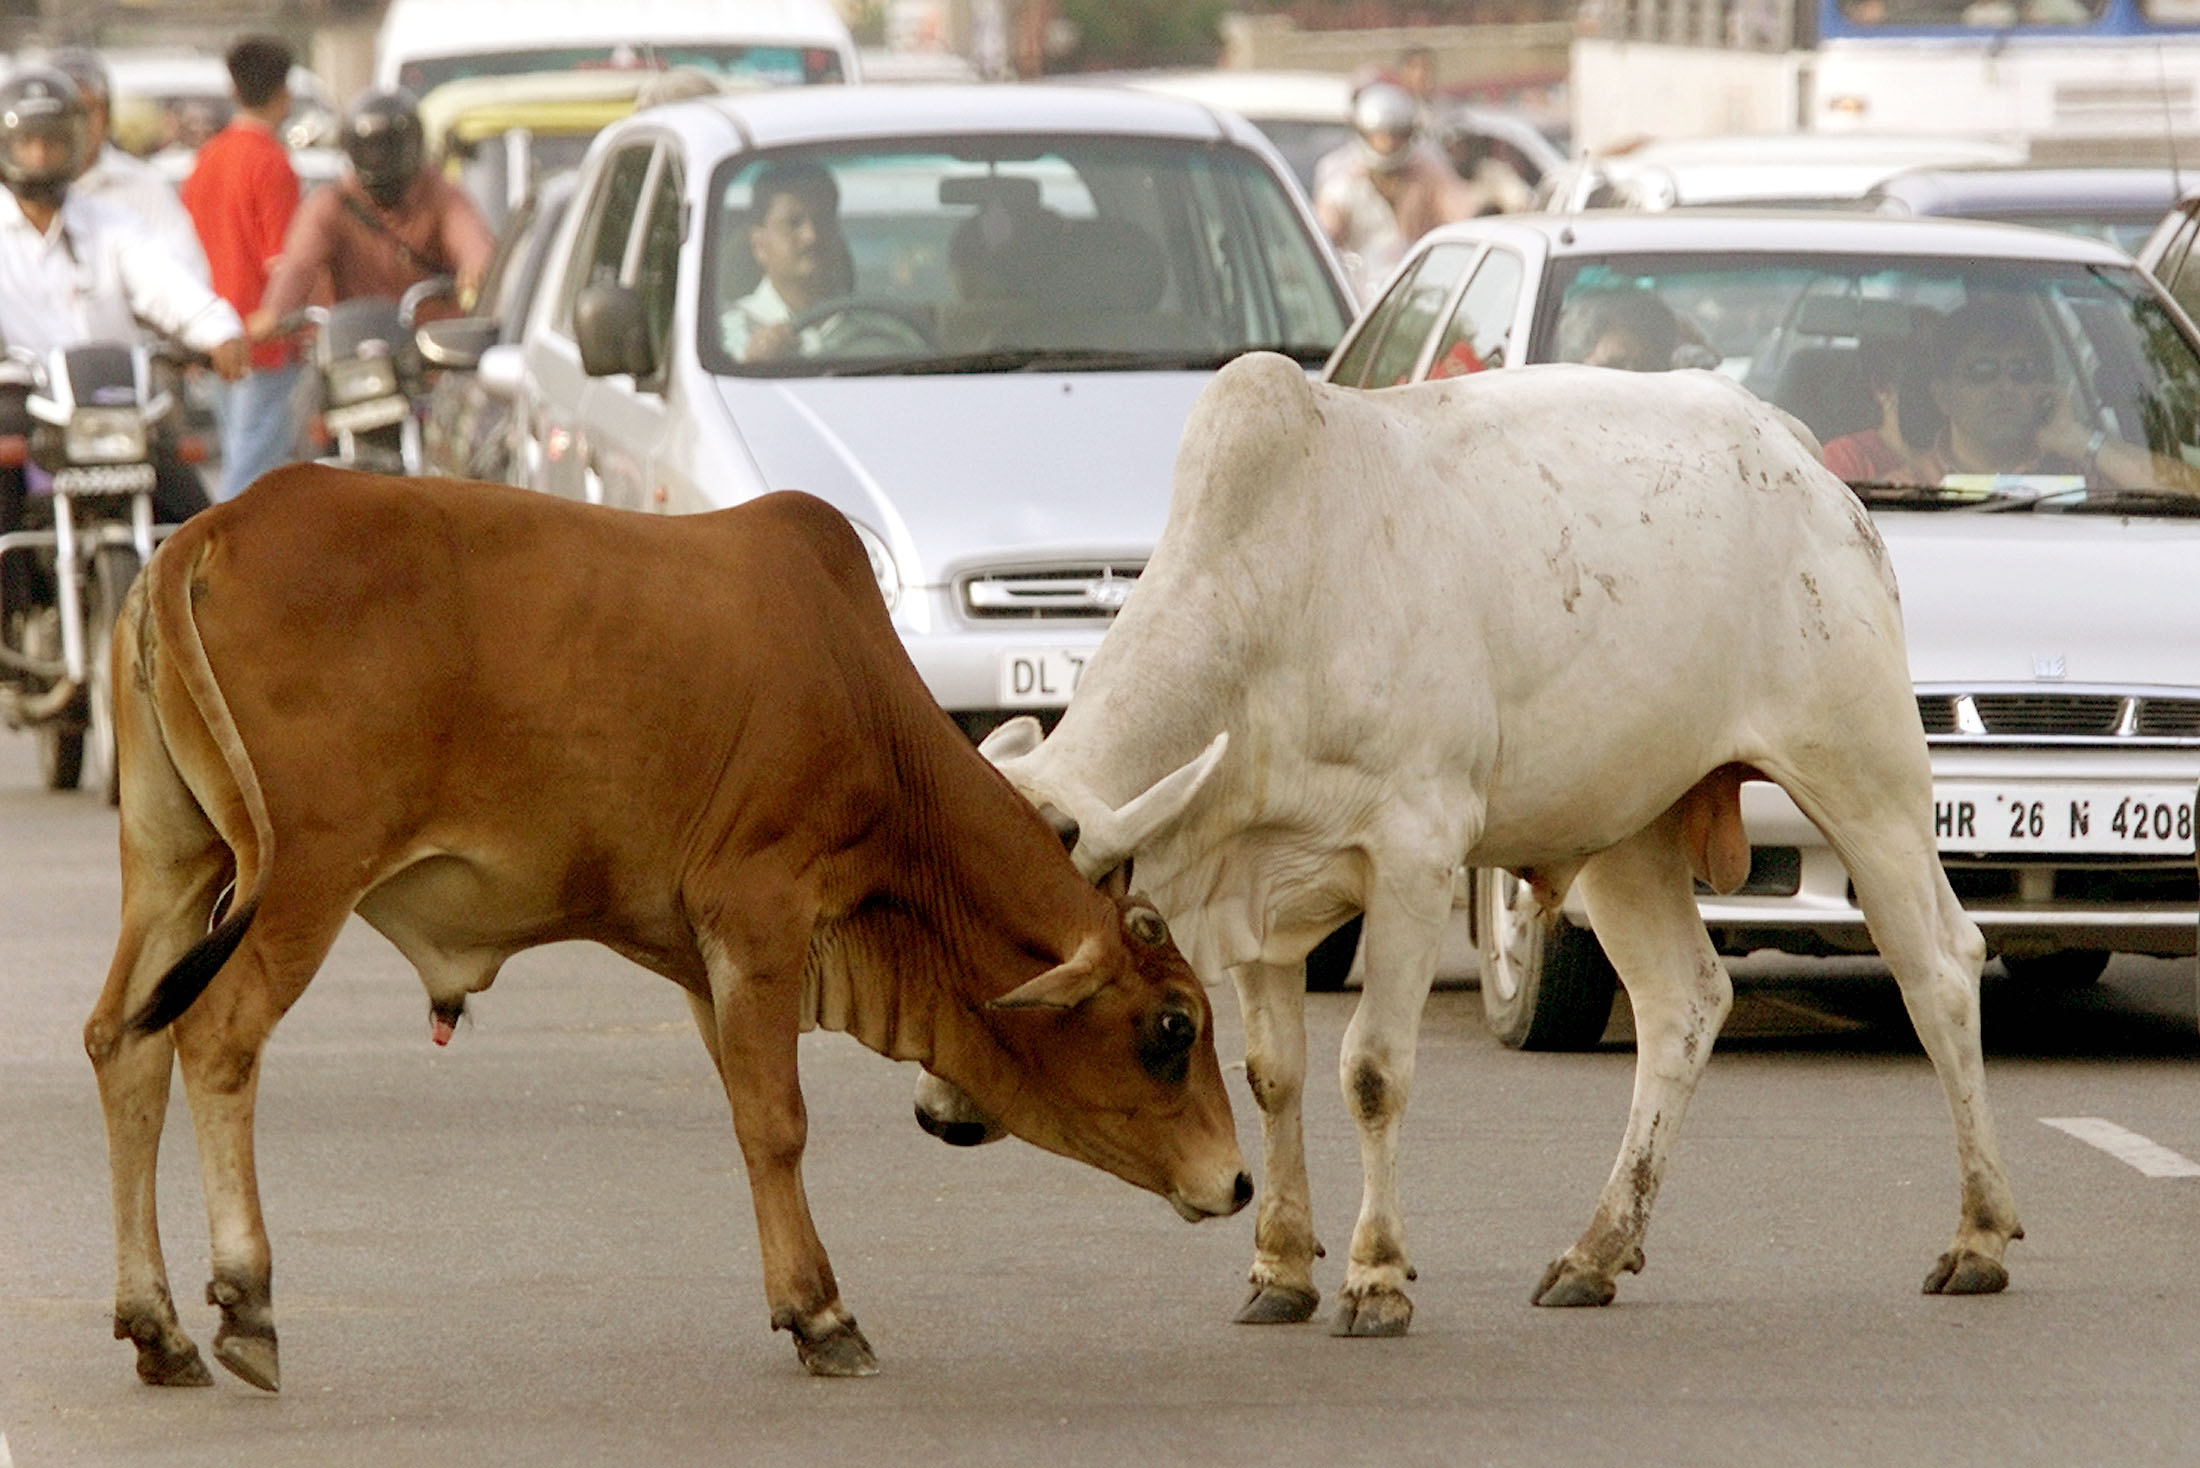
[252,88,493,337]
[182,36,303,500]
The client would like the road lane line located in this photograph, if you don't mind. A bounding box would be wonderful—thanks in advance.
[2041,1117,2200,1177]
[2,1428,13,1467]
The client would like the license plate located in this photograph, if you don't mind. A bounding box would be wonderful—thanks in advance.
[998,648,1094,708]
[1933,783,2196,854]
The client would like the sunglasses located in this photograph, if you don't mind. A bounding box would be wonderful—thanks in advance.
[1955,356,2049,386]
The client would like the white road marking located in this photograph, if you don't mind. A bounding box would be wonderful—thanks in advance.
[2,1428,13,1467]
[2041,1117,2200,1178]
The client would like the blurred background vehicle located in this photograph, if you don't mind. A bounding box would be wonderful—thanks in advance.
[420,69,663,233]
[1327,210,2200,1043]
[1866,165,2181,254]
[418,172,579,483]
[1536,133,2027,213]
[375,0,859,95]
[92,48,342,187]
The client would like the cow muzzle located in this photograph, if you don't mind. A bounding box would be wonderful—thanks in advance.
[1170,1168,1255,1222]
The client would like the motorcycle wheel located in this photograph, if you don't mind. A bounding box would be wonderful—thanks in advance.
[84,544,139,807]
[20,605,86,792]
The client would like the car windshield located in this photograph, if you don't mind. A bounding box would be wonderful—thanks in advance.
[700,136,1350,378]
[1533,252,2200,512]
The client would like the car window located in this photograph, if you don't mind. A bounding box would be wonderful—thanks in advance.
[700,136,1350,376]
[635,153,686,373]
[1427,247,1524,378]
[1533,251,2200,508]
[1351,243,1475,389]
[1326,257,1419,388]
[558,142,655,332]
[2158,210,2200,324]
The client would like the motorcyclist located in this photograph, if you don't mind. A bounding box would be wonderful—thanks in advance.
[1311,80,1478,303]
[0,66,248,617]
[251,87,494,335]
[44,48,210,281]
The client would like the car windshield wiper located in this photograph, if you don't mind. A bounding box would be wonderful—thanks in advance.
[2029,487,2200,517]
[1849,479,2200,516]
[1847,481,2003,509]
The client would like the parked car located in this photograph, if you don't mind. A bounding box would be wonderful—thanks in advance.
[1866,166,2179,255]
[1327,210,2200,1045]
[1102,68,1565,201]
[430,83,1352,746]
[1536,133,2026,213]
[419,171,580,481]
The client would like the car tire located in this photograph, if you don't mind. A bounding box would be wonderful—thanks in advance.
[2000,950,2111,988]
[1305,916,1360,992]
[1474,868,1618,1050]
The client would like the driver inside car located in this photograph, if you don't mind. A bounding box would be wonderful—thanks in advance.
[721,158,857,363]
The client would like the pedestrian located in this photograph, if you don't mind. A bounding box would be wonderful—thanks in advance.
[45,48,210,281]
[181,35,306,500]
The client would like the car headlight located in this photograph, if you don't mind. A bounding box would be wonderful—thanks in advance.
[327,354,400,406]
[849,519,901,613]
[65,407,147,465]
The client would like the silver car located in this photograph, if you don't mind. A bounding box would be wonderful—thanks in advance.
[470,84,1351,742]
[1326,211,2200,1047]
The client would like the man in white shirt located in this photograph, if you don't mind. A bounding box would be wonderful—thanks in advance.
[0,66,247,581]
[721,157,853,363]
[47,50,211,282]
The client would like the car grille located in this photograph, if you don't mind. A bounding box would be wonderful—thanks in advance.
[961,564,1142,620]
[1916,689,2200,744]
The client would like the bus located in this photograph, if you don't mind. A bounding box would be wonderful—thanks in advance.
[1571,0,2200,160]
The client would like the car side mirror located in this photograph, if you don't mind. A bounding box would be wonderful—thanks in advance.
[574,282,656,379]
[476,343,525,401]
[415,316,501,371]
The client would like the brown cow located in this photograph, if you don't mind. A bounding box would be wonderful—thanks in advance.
[81,468,1249,1389]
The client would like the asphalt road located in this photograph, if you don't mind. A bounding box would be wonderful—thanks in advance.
[3,729,2198,1467]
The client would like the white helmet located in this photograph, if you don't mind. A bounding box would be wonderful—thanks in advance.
[1351,82,1420,176]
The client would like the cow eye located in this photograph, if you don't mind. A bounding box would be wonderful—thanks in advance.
[1137,1005,1198,1085]
[1126,906,1169,948]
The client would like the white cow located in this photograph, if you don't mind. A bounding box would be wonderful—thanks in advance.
[954,352,2021,1334]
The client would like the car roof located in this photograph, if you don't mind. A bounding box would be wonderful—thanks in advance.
[1866,165,2183,216]
[630,81,1264,153]
[1418,208,2142,265]
[1547,133,2030,208]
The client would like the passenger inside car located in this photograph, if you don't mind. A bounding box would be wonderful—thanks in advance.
[1819,337,1936,484]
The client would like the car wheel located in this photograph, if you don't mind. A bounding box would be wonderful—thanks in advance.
[2000,950,2111,988]
[1305,916,1361,992]
[1474,868,1617,1050]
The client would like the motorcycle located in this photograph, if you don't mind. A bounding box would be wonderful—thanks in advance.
[295,275,456,476]
[0,340,204,802]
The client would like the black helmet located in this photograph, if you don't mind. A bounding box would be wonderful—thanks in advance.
[0,67,91,207]
[342,87,425,208]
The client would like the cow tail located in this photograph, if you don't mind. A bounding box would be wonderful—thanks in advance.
[124,535,277,1036]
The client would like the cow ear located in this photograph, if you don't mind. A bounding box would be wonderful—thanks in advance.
[1035,802,1080,853]
[1072,733,1227,881]
[987,935,1110,1011]
[978,716,1045,765]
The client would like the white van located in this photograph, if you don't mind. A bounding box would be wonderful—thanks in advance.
[374,0,860,96]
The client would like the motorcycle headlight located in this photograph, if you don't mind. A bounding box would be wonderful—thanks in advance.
[65,407,148,465]
[849,519,901,613]
[328,355,401,406]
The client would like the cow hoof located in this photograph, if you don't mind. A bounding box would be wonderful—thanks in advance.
[213,1328,280,1393]
[1923,1249,2009,1296]
[796,1320,879,1378]
[1532,1258,1617,1308]
[132,1337,213,1387]
[1234,1283,1319,1324]
[1329,1286,1412,1337]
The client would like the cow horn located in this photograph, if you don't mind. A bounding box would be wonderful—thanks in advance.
[1068,733,1228,882]
[986,932,1111,1011]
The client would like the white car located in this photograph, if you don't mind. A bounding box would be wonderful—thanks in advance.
[1534,133,2026,213]
[448,83,1352,743]
[1325,210,2200,1046]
